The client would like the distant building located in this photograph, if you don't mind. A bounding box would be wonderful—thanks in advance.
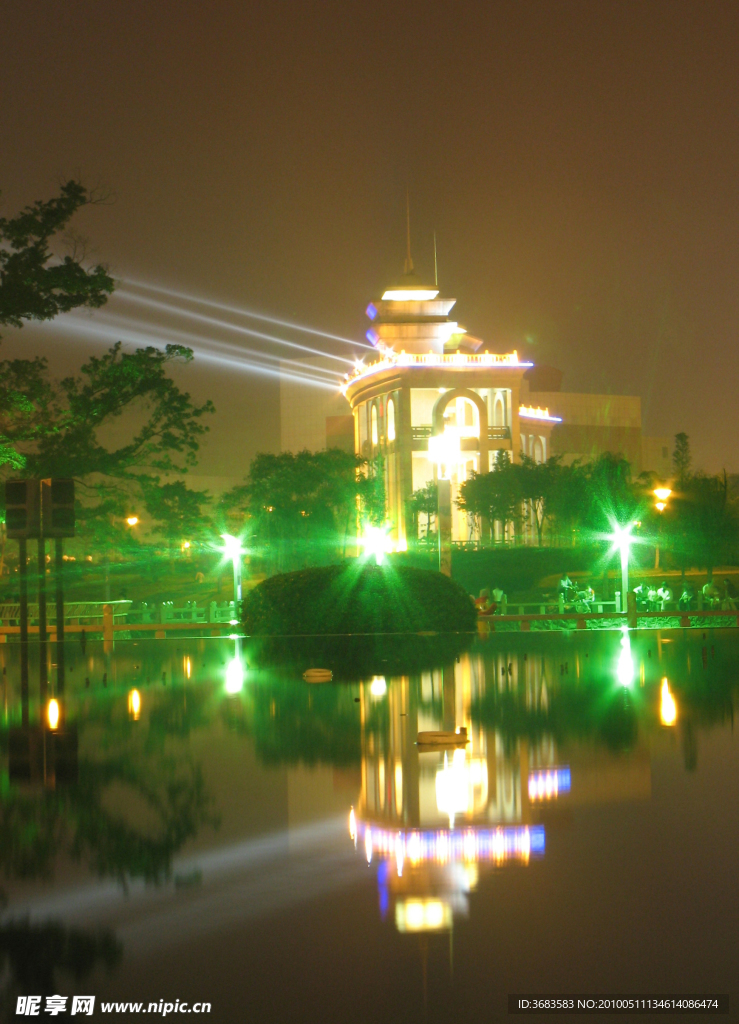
[279,261,670,545]
[522,365,670,478]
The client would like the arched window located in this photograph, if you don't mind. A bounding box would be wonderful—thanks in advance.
[387,398,396,442]
[494,395,505,427]
[371,405,378,446]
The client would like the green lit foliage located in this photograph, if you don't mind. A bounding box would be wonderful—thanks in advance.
[2,343,214,480]
[0,344,214,552]
[665,470,739,580]
[516,454,562,547]
[249,681,361,767]
[221,449,385,570]
[407,481,438,543]
[456,451,521,543]
[0,743,212,887]
[579,452,642,534]
[242,563,477,635]
[0,181,114,334]
[473,681,639,753]
[545,460,589,544]
[458,451,645,548]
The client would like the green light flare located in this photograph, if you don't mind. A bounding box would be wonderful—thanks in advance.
[361,525,392,565]
[221,533,244,605]
[609,521,635,603]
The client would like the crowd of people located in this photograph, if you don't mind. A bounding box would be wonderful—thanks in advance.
[473,574,739,616]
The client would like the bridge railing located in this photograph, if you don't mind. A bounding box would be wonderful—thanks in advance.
[0,600,132,626]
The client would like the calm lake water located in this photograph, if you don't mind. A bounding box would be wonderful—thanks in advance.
[0,629,737,1022]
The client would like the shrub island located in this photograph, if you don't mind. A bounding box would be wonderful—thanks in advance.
[241,563,477,636]
[241,564,477,679]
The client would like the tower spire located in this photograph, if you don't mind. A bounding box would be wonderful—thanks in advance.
[404,188,414,275]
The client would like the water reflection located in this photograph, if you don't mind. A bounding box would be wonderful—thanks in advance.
[349,630,739,932]
[0,921,120,1009]
[0,629,734,1001]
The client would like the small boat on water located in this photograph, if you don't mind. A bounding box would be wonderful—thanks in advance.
[417,727,468,746]
[303,668,333,683]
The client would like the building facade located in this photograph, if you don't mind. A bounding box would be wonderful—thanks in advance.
[341,270,558,546]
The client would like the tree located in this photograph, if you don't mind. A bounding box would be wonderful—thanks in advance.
[223,449,384,570]
[0,343,215,547]
[665,471,739,581]
[143,479,212,553]
[457,451,521,544]
[0,180,114,336]
[672,432,692,485]
[546,460,588,545]
[580,452,641,534]
[407,481,438,543]
[517,454,562,547]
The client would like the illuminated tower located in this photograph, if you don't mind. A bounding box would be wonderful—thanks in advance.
[343,262,561,547]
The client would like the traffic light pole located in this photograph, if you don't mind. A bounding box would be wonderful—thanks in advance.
[38,535,47,705]
[19,538,28,727]
[55,538,65,695]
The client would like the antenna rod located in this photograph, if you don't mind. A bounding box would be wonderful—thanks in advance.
[434,230,438,287]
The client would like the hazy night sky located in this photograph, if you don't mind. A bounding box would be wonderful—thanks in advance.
[3,0,739,481]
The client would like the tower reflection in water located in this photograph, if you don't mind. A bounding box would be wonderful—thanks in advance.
[349,653,557,933]
[349,643,655,933]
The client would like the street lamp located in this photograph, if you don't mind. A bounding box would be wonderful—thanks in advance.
[653,487,672,568]
[611,522,635,610]
[654,486,671,512]
[428,428,461,481]
[220,533,243,616]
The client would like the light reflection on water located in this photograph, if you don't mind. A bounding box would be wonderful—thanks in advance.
[0,629,737,1009]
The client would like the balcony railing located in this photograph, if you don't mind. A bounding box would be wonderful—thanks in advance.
[411,426,511,442]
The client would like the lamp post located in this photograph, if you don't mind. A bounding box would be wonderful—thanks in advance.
[220,533,243,616]
[428,428,460,577]
[612,523,634,611]
[653,487,671,570]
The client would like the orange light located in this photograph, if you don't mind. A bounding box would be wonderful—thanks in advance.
[126,516,139,526]
[128,689,141,721]
[47,699,60,731]
[660,678,677,726]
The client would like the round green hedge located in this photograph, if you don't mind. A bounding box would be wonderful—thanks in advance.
[241,563,477,636]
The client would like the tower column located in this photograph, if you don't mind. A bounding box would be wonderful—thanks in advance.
[510,385,522,462]
[398,386,413,547]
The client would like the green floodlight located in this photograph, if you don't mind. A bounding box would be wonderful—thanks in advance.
[221,533,243,559]
[221,532,244,605]
[361,524,392,566]
[610,522,635,609]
